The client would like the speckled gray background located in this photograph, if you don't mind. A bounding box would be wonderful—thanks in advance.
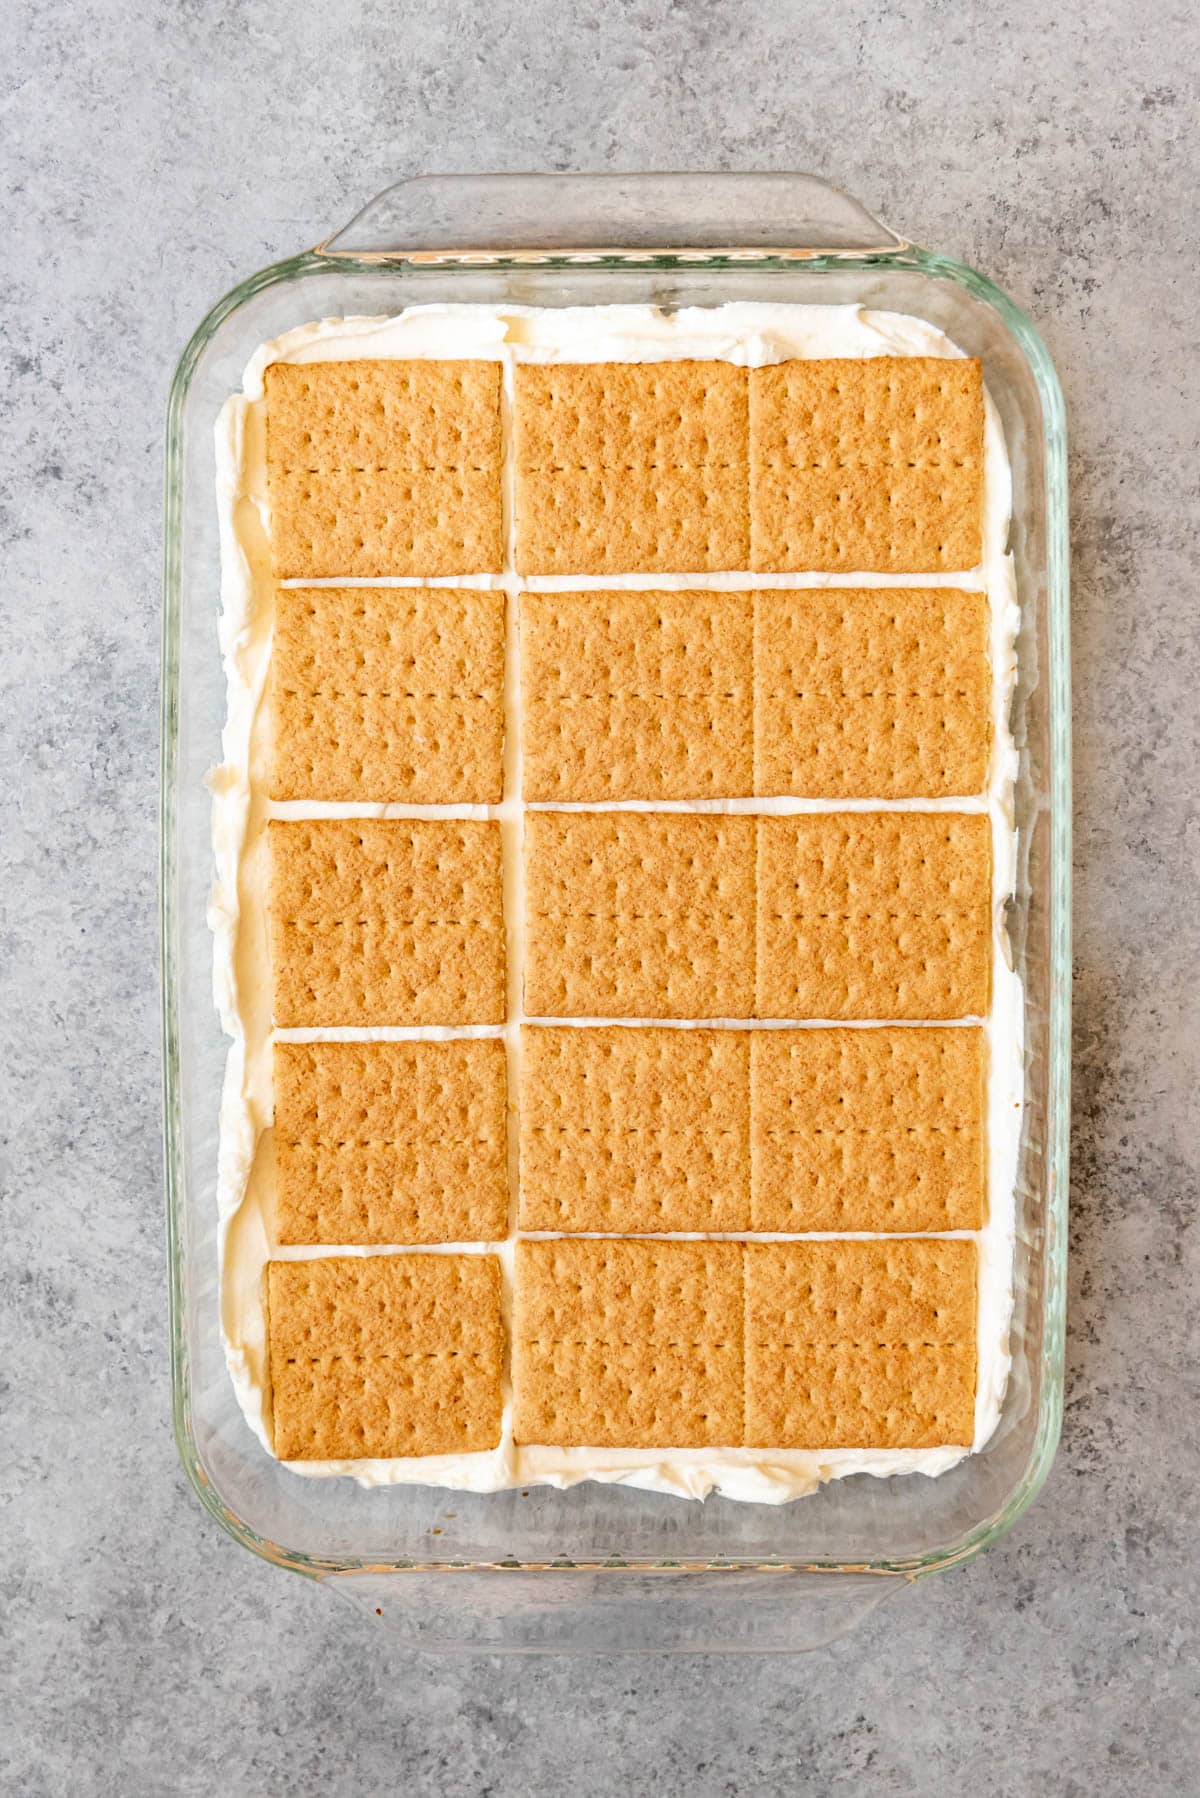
[3,0,1198,1791]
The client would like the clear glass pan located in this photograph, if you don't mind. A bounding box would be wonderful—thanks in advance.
[161,173,1070,1650]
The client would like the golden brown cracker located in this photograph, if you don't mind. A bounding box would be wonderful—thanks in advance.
[274,1038,508,1245]
[267,1253,504,1459]
[268,818,505,1027]
[513,361,749,574]
[755,812,992,1020]
[271,585,505,803]
[264,359,503,577]
[749,1027,986,1231]
[743,1238,978,1448]
[749,358,984,573]
[512,1238,744,1447]
[523,811,757,1019]
[519,1026,751,1232]
[520,589,754,801]
[753,587,991,798]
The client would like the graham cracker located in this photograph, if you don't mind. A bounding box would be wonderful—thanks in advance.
[523,811,756,1019]
[753,587,991,798]
[264,359,503,577]
[512,1238,744,1447]
[274,1039,508,1245]
[520,589,754,801]
[267,1253,503,1459]
[750,1027,986,1231]
[519,1026,752,1232]
[513,362,749,574]
[756,812,992,1020]
[268,818,505,1027]
[271,586,505,803]
[749,358,984,573]
[743,1239,978,1448]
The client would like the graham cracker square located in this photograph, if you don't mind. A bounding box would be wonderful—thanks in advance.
[267,1253,504,1459]
[523,811,757,1019]
[749,358,984,573]
[513,361,749,574]
[268,818,505,1027]
[744,1239,978,1448]
[512,1238,744,1447]
[750,1027,986,1231]
[274,1038,508,1245]
[520,589,754,801]
[755,812,992,1020]
[264,359,503,577]
[519,1026,752,1232]
[753,587,991,798]
[271,586,505,803]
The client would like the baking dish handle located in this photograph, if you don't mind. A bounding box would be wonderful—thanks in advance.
[322,1566,903,1653]
[317,171,907,259]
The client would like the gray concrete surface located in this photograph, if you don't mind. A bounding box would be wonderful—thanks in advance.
[3,0,1197,1791]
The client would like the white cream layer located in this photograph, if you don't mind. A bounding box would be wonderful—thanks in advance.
[210,302,1023,1503]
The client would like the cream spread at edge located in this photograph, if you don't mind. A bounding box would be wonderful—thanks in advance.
[210,301,1023,1503]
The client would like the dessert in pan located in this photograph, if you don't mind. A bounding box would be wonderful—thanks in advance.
[211,303,1022,1502]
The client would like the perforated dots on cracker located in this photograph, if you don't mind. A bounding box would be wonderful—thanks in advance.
[756,812,992,1020]
[753,586,991,798]
[749,1027,986,1231]
[523,811,757,1019]
[513,361,749,574]
[743,1239,978,1448]
[522,585,990,802]
[264,359,503,577]
[268,817,505,1027]
[272,586,505,803]
[511,1238,977,1449]
[519,1024,983,1235]
[519,1025,752,1232]
[274,1039,508,1245]
[520,588,754,801]
[512,1238,744,1448]
[749,357,984,572]
[267,1253,504,1460]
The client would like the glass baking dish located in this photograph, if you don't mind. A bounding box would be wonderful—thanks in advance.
[161,172,1070,1651]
